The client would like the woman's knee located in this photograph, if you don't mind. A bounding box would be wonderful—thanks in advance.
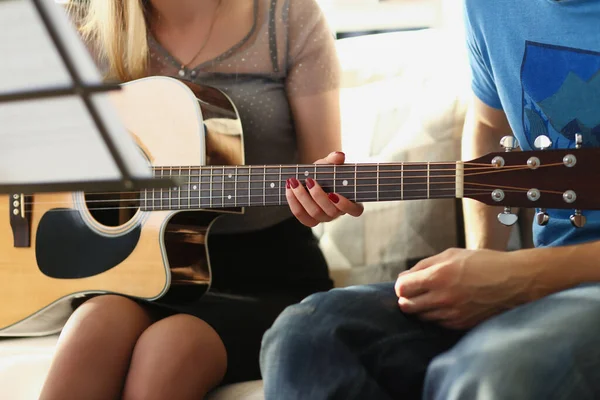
[123,314,227,400]
[60,295,152,344]
[135,314,227,364]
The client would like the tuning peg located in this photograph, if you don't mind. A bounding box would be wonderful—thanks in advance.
[534,135,552,150]
[536,208,549,226]
[575,133,583,149]
[497,207,518,226]
[500,136,519,152]
[570,210,586,228]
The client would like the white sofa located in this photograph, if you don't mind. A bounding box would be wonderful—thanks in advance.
[0,28,472,399]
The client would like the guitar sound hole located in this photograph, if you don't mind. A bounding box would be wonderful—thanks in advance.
[84,191,140,227]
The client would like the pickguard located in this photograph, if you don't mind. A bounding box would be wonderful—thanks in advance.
[36,209,141,279]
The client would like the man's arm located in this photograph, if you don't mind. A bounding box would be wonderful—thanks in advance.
[396,97,600,327]
[461,96,516,250]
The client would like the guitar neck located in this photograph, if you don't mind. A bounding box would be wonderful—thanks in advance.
[140,162,464,211]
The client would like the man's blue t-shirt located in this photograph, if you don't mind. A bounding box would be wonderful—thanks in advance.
[464,0,600,248]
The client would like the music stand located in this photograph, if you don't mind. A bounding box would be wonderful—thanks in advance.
[0,0,179,194]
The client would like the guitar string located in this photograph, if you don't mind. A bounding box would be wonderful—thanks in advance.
[18,178,563,209]
[9,160,567,208]
[27,162,561,201]
[6,189,500,213]
[146,162,559,176]
[17,185,563,209]
[148,160,557,169]
[21,178,566,205]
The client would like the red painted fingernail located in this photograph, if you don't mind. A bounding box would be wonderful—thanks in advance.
[333,151,345,157]
[306,178,315,189]
[328,193,339,204]
[290,178,300,189]
[286,179,291,189]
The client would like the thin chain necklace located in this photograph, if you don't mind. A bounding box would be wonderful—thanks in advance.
[161,0,223,77]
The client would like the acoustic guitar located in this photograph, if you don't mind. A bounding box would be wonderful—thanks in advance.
[1,76,598,336]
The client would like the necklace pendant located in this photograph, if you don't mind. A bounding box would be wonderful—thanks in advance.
[178,68,185,77]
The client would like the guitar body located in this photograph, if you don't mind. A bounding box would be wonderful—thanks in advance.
[3,77,599,337]
[0,77,244,336]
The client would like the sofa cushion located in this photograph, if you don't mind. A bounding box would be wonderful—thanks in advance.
[0,336,56,400]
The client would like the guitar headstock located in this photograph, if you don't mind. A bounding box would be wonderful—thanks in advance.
[463,134,599,228]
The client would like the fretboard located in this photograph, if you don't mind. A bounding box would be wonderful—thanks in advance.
[140,163,461,211]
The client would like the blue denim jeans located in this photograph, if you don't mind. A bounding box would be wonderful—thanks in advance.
[260,282,600,399]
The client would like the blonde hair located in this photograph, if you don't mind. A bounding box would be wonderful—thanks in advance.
[68,0,150,81]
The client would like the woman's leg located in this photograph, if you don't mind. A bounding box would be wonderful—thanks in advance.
[40,295,228,400]
[39,295,153,400]
[122,314,227,400]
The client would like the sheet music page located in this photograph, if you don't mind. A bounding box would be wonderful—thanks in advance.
[0,0,151,188]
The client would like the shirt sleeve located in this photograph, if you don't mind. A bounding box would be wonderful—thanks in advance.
[285,0,340,97]
[463,0,503,109]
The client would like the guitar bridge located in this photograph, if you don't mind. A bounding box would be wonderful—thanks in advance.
[9,193,31,248]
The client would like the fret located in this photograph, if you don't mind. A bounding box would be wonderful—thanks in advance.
[164,168,171,209]
[151,169,157,210]
[143,186,148,212]
[430,163,456,199]
[401,163,404,200]
[223,167,237,207]
[234,166,239,207]
[278,166,282,205]
[162,168,171,209]
[333,165,356,200]
[314,165,334,193]
[379,164,402,201]
[222,168,226,207]
[427,162,430,199]
[355,165,378,202]
[248,166,252,206]
[249,166,263,206]
[265,166,281,206]
[263,166,266,206]
[296,165,314,185]
[200,168,211,208]
[333,164,337,193]
[188,167,198,209]
[211,167,224,208]
[376,164,380,201]
[236,167,250,207]
[153,168,162,210]
[178,167,182,209]
[354,164,357,202]
[403,163,428,200]
[169,168,179,209]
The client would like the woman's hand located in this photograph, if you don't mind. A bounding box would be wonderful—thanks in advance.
[286,151,364,227]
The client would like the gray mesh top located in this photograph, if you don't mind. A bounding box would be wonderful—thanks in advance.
[84,0,340,234]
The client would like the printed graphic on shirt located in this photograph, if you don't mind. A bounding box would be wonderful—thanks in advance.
[521,41,600,150]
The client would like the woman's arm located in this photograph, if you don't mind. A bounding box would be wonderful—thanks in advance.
[290,90,342,164]
[283,0,363,227]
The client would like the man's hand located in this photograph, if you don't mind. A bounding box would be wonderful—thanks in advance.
[395,248,536,330]
[286,151,364,227]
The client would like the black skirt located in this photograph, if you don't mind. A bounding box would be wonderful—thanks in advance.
[144,216,333,384]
